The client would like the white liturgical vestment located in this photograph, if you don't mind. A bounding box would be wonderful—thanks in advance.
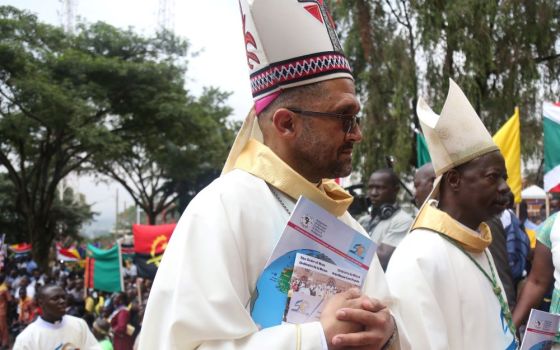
[386,229,517,350]
[139,169,403,349]
[13,315,101,350]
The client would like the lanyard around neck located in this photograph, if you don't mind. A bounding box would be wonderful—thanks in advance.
[438,233,519,347]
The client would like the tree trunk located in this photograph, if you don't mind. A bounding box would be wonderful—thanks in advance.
[355,0,374,62]
[28,216,55,272]
[147,211,157,225]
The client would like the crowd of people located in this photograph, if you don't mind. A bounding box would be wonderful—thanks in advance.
[2,164,554,350]
[3,170,553,349]
[0,256,150,349]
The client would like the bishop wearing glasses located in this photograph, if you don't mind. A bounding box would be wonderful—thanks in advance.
[139,0,407,349]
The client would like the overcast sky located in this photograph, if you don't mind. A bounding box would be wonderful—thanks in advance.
[1,0,253,234]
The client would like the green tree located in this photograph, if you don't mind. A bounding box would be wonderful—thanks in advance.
[413,0,560,160]
[331,0,560,179]
[0,173,23,241]
[51,186,96,241]
[0,7,234,266]
[331,0,418,178]
[96,86,234,225]
[0,174,94,243]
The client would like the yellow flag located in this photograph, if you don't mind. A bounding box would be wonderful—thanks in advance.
[492,107,522,203]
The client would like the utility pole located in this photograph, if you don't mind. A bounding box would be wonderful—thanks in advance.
[59,0,78,34]
[157,0,176,32]
[115,188,119,234]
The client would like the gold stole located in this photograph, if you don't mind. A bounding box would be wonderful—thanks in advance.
[233,139,353,217]
[412,201,492,253]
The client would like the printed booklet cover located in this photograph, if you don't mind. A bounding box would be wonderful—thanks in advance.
[283,253,364,324]
[250,196,377,329]
[520,308,560,350]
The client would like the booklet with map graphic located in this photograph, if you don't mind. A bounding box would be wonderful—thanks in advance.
[520,308,560,350]
[250,196,377,329]
[282,252,364,324]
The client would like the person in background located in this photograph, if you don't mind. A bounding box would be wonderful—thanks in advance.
[95,292,106,317]
[110,293,133,350]
[519,200,538,251]
[25,260,37,276]
[0,275,11,349]
[93,318,114,350]
[551,193,560,215]
[500,192,530,286]
[17,287,34,326]
[85,290,96,315]
[487,212,517,313]
[486,190,527,313]
[513,212,560,342]
[123,260,137,279]
[13,285,100,349]
[358,168,414,270]
[413,162,436,208]
[17,277,35,301]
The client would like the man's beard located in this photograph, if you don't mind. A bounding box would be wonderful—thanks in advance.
[296,123,353,179]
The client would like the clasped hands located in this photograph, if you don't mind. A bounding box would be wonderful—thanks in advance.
[320,288,395,350]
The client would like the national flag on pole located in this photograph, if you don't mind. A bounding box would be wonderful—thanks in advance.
[56,243,82,262]
[120,241,135,261]
[544,102,560,193]
[416,132,431,167]
[85,244,123,293]
[492,107,522,203]
[132,223,176,279]
[9,243,32,255]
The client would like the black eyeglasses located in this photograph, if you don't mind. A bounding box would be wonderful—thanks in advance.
[287,108,361,134]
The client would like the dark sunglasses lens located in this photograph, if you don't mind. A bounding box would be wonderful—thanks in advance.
[344,118,358,133]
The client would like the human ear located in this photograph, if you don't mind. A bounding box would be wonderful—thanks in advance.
[445,169,462,192]
[271,108,296,138]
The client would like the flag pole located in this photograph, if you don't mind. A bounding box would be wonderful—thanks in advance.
[116,239,125,292]
[136,277,143,305]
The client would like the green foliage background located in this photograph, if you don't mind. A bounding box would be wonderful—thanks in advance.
[330,0,560,182]
[0,6,235,266]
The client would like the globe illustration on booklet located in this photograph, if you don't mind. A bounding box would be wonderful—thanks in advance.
[250,249,335,329]
[528,341,553,350]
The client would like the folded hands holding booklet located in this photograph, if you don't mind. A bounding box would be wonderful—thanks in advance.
[250,196,378,329]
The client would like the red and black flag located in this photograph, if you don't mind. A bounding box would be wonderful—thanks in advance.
[120,241,135,261]
[133,223,176,279]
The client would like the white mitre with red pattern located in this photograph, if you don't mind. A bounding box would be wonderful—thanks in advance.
[238,0,353,114]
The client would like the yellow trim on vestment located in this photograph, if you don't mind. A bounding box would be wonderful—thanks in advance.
[296,324,301,350]
[412,200,492,253]
[233,139,353,217]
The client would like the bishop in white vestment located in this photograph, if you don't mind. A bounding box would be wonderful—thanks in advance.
[139,0,405,348]
[138,144,399,349]
[386,80,518,350]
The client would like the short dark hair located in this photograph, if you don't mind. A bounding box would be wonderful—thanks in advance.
[36,284,64,301]
[373,168,400,187]
[116,292,129,306]
[258,82,327,120]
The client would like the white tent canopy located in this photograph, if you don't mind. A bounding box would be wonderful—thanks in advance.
[522,185,547,200]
